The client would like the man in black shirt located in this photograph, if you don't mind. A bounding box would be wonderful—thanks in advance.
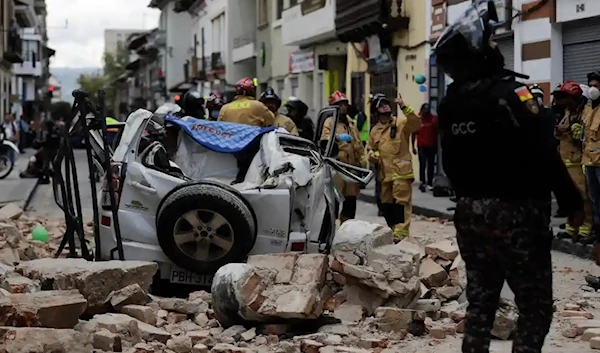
[434,1,584,352]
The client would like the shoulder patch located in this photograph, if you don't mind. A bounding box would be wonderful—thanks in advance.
[514,86,534,102]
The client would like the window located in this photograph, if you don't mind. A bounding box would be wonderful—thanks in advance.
[291,77,298,96]
[276,80,285,99]
[258,0,268,26]
[276,0,284,20]
[212,13,226,53]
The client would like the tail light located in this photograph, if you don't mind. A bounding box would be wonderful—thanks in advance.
[101,162,124,210]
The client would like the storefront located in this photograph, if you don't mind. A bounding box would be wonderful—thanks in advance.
[562,16,600,83]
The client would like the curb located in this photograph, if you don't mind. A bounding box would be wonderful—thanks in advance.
[357,192,454,220]
[358,192,595,261]
[21,178,41,211]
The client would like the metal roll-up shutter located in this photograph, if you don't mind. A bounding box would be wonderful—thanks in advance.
[495,37,514,71]
[563,17,600,84]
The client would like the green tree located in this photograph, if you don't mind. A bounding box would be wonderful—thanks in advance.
[50,101,72,120]
[76,50,129,112]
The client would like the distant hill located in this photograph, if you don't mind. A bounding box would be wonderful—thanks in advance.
[50,67,102,103]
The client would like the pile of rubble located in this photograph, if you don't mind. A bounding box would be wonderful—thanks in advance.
[560,299,600,349]
[0,203,92,265]
[1,204,523,352]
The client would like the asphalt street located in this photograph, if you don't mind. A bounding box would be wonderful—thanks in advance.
[28,149,96,220]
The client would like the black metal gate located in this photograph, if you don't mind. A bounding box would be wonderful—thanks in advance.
[371,70,397,115]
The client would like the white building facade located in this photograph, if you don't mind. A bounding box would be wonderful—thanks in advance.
[104,29,144,56]
[150,0,194,100]
[281,0,345,115]
[183,0,257,102]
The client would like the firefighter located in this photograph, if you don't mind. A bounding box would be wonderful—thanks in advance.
[367,93,421,242]
[206,93,223,121]
[353,102,369,146]
[321,91,366,223]
[259,87,298,135]
[218,77,275,127]
[553,81,594,244]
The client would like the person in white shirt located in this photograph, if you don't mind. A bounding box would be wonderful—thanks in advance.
[2,113,19,163]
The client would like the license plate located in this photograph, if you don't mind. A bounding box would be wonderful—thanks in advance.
[169,268,213,286]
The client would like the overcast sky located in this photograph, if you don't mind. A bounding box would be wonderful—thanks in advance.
[46,0,160,68]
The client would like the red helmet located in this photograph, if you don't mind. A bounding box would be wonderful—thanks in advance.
[558,81,583,97]
[329,91,349,106]
[236,77,256,96]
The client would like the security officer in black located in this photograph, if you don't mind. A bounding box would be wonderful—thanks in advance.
[181,89,206,119]
[434,1,584,352]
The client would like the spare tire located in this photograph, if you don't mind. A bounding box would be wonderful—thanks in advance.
[156,183,256,273]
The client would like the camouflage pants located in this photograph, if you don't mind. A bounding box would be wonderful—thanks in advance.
[454,198,554,353]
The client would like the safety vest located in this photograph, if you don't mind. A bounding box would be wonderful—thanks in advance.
[354,114,369,142]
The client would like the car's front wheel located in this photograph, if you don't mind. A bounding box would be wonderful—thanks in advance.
[156,183,256,274]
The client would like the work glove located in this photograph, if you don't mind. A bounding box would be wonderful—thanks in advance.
[337,133,352,143]
[368,150,380,165]
[583,164,587,174]
[571,123,583,140]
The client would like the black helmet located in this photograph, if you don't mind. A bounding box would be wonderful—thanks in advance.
[369,93,388,114]
[259,87,281,106]
[285,96,308,117]
[588,71,600,84]
[433,0,504,81]
[182,89,205,118]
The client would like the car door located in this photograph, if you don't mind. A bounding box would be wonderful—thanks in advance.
[304,107,341,250]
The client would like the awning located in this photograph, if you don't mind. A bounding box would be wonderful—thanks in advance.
[113,71,132,84]
[128,32,150,51]
[125,59,141,71]
[169,80,194,93]
[43,46,56,58]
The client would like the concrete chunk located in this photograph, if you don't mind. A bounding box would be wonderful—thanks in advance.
[419,258,448,288]
[15,258,157,315]
[0,289,87,328]
[425,240,459,261]
[0,326,92,352]
[247,253,298,284]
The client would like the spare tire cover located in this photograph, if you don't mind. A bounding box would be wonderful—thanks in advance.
[156,182,256,274]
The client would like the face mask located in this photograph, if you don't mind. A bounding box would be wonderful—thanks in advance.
[210,110,219,119]
[589,87,600,101]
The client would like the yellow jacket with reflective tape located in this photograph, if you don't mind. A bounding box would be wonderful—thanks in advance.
[583,105,600,166]
[556,106,589,167]
[367,112,421,182]
[321,115,366,168]
[218,95,275,127]
[274,114,298,136]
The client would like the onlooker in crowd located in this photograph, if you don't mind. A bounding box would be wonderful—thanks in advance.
[17,115,28,153]
[2,113,19,163]
[411,103,438,192]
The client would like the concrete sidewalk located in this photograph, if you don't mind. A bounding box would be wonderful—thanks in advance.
[357,180,595,260]
[0,150,38,210]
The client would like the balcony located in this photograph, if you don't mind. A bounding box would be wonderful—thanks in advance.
[15,0,38,28]
[335,0,409,43]
[13,57,42,77]
[282,0,336,47]
[3,27,24,64]
[232,34,256,63]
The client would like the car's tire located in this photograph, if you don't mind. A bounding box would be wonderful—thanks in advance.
[156,183,256,274]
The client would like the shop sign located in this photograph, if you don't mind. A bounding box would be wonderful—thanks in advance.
[289,50,315,74]
[557,0,600,22]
